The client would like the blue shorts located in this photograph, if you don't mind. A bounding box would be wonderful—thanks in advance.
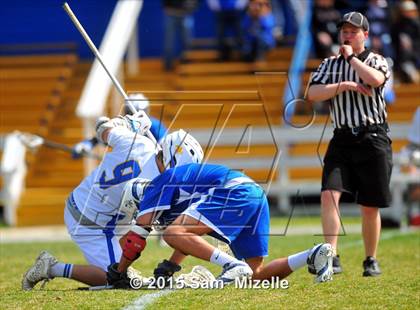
[183,183,270,259]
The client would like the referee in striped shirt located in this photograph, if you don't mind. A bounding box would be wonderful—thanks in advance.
[308,12,392,277]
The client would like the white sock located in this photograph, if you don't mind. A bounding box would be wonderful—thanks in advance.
[287,249,311,271]
[50,263,73,278]
[210,248,237,267]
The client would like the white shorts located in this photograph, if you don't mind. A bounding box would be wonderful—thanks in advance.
[64,207,127,271]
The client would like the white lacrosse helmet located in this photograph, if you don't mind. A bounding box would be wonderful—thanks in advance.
[160,129,204,169]
[120,178,151,210]
[125,93,150,115]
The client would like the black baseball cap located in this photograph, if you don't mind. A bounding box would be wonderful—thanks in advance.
[337,11,369,32]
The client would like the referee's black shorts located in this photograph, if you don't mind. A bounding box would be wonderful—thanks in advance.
[322,126,393,208]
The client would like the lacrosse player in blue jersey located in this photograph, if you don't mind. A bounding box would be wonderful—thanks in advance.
[107,163,334,287]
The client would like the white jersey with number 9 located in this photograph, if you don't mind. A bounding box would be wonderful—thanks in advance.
[71,127,160,227]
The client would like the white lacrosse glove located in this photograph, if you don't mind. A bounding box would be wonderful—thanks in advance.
[95,112,152,144]
[95,116,111,131]
[124,110,152,135]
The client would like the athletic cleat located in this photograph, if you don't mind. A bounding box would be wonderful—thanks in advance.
[362,256,381,277]
[216,261,253,285]
[333,255,343,274]
[307,243,334,283]
[308,265,316,275]
[22,251,58,290]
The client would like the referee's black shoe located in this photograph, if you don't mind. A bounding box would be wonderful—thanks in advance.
[362,256,381,277]
[332,255,343,274]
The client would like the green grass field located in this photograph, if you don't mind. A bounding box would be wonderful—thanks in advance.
[0,219,419,309]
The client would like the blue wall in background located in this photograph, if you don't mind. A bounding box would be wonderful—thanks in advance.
[0,0,216,58]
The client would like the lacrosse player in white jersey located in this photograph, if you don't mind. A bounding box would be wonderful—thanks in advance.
[21,112,203,290]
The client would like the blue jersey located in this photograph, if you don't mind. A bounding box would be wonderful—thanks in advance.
[138,163,246,221]
[137,163,270,259]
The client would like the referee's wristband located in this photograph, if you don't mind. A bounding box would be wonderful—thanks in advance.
[346,54,356,63]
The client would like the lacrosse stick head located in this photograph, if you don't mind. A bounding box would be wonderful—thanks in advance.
[127,266,154,287]
[17,133,44,151]
[176,265,216,288]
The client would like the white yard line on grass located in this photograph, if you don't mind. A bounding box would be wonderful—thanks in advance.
[340,229,415,249]
[0,226,71,243]
[122,289,174,310]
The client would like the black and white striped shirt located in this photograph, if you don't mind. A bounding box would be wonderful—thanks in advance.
[309,50,390,129]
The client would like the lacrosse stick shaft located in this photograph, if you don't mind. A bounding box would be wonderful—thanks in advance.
[63,2,127,102]
[88,285,114,290]
[18,133,101,160]
[62,2,157,145]
[77,285,114,291]
[43,139,102,160]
